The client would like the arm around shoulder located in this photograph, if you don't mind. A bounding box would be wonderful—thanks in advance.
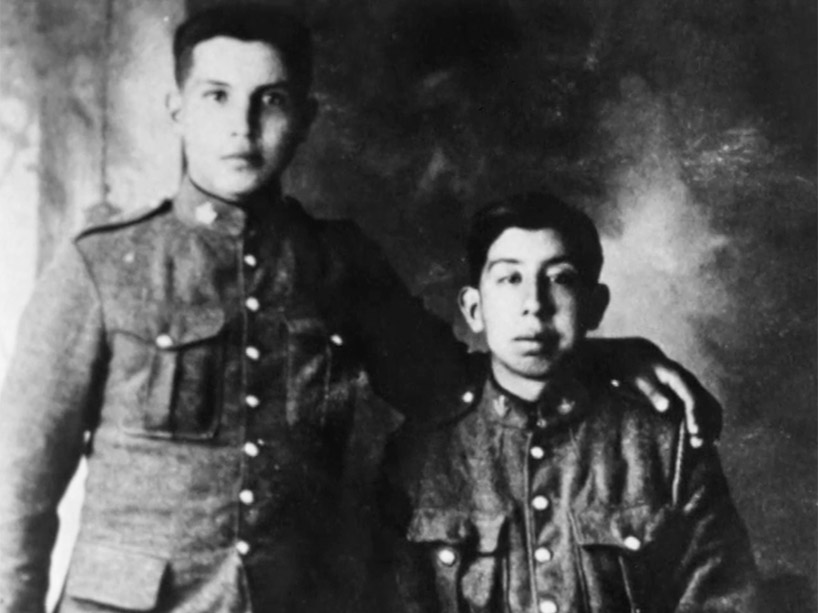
[329,221,471,422]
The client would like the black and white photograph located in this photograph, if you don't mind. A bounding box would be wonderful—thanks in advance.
[0,1,815,611]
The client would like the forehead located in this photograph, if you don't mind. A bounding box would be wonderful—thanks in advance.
[187,36,289,85]
[485,227,572,267]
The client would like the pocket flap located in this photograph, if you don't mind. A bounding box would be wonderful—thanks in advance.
[116,307,225,348]
[163,307,225,347]
[573,503,672,551]
[64,542,168,610]
[408,508,506,553]
[285,315,329,337]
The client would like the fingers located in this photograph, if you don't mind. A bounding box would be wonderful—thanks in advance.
[653,362,700,435]
[631,364,718,448]
[632,374,672,413]
[654,361,722,446]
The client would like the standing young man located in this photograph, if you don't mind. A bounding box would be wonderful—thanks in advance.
[0,6,718,612]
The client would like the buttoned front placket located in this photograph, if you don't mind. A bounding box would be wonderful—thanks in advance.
[488,383,587,613]
[524,400,566,613]
[236,230,255,559]
[187,192,271,562]
[235,216,276,562]
[183,183,292,565]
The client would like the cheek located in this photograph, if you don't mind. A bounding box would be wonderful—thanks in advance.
[482,299,516,340]
[555,298,585,335]
[182,115,220,153]
[260,115,297,143]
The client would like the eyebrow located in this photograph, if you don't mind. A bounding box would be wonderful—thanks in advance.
[191,79,230,88]
[486,255,577,271]
[192,78,292,90]
[486,258,521,271]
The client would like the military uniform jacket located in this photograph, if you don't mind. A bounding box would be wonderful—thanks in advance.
[378,368,760,613]
[0,179,471,613]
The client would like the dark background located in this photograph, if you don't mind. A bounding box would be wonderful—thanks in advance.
[0,0,815,608]
[284,2,816,606]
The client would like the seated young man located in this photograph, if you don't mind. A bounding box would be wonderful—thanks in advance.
[378,193,760,613]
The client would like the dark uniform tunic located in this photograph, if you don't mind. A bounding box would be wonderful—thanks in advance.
[0,179,471,613]
[379,369,760,613]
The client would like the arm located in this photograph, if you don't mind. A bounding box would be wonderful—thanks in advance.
[585,337,723,446]
[0,242,107,612]
[332,224,474,424]
[665,436,761,612]
[337,224,720,437]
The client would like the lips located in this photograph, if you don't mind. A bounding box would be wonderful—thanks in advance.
[223,151,262,165]
[514,331,558,353]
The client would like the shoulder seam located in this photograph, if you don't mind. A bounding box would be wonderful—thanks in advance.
[74,200,172,241]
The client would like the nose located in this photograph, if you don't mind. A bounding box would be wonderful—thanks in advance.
[522,276,555,317]
[229,98,259,139]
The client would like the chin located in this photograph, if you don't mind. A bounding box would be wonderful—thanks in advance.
[213,176,265,201]
[514,354,568,378]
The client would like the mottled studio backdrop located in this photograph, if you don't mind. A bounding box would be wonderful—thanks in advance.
[0,0,815,609]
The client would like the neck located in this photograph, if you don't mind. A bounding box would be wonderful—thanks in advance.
[490,355,580,403]
[490,364,548,402]
[188,176,282,209]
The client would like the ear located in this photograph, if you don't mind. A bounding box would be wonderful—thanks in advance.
[584,283,610,331]
[166,89,183,130]
[458,286,485,334]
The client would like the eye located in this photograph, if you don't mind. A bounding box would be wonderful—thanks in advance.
[549,268,580,287]
[260,90,291,109]
[203,89,227,103]
[499,271,523,285]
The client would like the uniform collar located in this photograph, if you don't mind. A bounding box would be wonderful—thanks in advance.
[173,176,283,237]
[480,370,592,431]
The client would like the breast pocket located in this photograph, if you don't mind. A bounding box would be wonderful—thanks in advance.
[572,502,674,613]
[284,315,356,429]
[407,508,508,613]
[113,307,226,441]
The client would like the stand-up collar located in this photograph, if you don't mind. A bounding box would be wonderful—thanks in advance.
[480,372,592,431]
[173,176,284,237]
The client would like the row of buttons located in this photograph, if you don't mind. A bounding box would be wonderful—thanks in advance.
[238,249,259,559]
[529,436,556,613]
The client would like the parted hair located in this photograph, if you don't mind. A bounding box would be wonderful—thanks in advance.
[173,4,313,95]
[466,192,603,286]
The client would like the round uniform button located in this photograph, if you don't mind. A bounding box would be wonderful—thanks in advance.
[235,540,250,556]
[538,598,558,613]
[461,390,475,404]
[329,334,344,346]
[623,535,642,551]
[155,334,174,349]
[243,254,258,267]
[530,446,545,460]
[534,547,552,563]
[239,490,255,505]
[531,496,550,511]
[245,297,260,312]
[437,547,457,566]
[245,346,261,361]
[195,202,218,225]
[243,442,260,458]
[245,395,260,409]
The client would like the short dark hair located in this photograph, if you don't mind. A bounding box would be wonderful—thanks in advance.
[466,192,603,286]
[173,4,313,96]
